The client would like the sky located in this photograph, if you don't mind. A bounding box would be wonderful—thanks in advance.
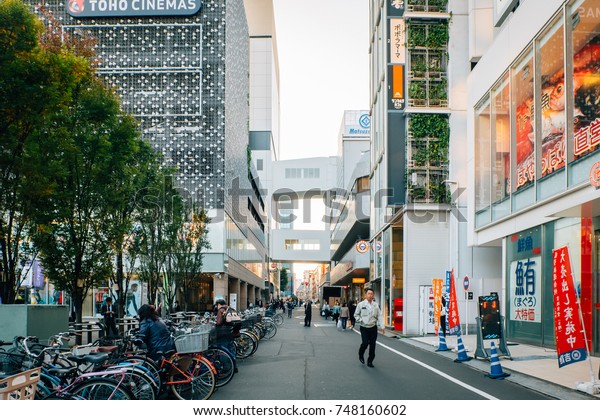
[272,0,370,160]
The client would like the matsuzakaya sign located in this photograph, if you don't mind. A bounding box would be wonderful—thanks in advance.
[66,0,202,17]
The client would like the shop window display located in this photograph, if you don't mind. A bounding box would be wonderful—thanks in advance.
[570,0,600,160]
[513,50,535,190]
[538,19,566,178]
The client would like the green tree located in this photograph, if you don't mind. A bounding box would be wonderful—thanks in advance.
[31,76,141,328]
[0,0,88,303]
[132,170,180,308]
[103,134,160,318]
[163,205,210,313]
[279,268,289,296]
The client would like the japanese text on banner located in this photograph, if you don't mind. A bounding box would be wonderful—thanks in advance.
[552,246,587,368]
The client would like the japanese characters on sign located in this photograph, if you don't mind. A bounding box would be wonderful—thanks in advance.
[432,278,443,335]
[552,247,587,368]
[389,19,405,65]
[447,269,461,335]
[509,256,541,322]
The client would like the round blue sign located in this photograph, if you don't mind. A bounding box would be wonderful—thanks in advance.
[463,276,469,291]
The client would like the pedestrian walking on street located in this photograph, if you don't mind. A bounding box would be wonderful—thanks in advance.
[354,288,384,367]
[287,300,293,318]
[304,299,312,326]
[348,300,357,329]
[339,302,349,330]
[101,297,119,337]
[440,296,447,336]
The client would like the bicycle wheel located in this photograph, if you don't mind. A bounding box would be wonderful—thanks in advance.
[106,366,157,400]
[262,320,277,339]
[234,331,256,359]
[273,313,284,326]
[202,348,235,388]
[169,354,215,400]
[70,378,135,400]
[123,355,162,390]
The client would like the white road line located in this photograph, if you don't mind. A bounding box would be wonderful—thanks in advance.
[352,330,498,400]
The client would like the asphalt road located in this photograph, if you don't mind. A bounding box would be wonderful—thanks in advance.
[211,308,552,400]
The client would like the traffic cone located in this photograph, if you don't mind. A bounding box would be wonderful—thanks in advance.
[454,332,473,363]
[435,330,449,352]
[485,341,510,379]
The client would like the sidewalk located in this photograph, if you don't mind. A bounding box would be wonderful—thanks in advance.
[391,330,600,399]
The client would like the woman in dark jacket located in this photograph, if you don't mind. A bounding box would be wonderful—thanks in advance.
[137,304,175,362]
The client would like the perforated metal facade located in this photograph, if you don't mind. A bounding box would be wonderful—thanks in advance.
[35,0,250,210]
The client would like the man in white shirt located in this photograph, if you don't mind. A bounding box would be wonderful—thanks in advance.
[354,287,384,367]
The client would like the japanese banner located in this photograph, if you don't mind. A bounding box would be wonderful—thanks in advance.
[509,256,541,322]
[447,269,461,335]
[552,246,587,368]
[432,278,443,334]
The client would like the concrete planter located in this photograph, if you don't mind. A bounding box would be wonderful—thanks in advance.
[0,305,69,344]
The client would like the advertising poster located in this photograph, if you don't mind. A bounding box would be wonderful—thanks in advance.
[572,35,600,159]
[514,35,600,186]
[509,256,541,322]
[552,247,587,368]
[126,281,142,317]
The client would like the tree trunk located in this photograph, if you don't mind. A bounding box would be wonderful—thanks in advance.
[116,250,125,318]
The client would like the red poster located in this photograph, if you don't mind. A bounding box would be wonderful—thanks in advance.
[432,278,443,335]
[552,247,587,368]
[447,269,461,335]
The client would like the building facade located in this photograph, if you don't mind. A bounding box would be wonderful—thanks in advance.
[35,0,269,314]
[469,0,600,354]
[369,0,502,335]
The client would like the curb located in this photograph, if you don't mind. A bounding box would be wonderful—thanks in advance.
[388,333,597,400]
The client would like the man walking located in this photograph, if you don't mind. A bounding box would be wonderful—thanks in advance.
[354,287,384,367]
[304,299,312,327]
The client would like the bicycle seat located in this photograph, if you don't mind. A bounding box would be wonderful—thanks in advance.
[68,352,110,365]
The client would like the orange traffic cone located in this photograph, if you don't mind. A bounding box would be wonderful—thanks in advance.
[454,332,472,363]
[435,330,449,352]
[485,341,510,379]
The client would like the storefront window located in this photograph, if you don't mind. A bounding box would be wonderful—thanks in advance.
[475,97,491,224]
[570,0,600,161]
[513,49,535,190]
[491,73,510,219]
[538,18,566,177]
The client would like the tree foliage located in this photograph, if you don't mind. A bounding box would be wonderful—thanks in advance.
[0,0,89,304]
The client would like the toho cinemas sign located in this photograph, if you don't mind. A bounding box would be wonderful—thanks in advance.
[67,0,202,17]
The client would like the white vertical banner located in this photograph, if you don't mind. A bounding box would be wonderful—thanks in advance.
[229,293,237,310]
[389,18,405,64]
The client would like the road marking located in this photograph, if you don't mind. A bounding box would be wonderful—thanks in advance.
[352,330,498,400]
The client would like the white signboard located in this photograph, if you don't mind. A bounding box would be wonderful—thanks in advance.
[509,256,541,322]
[390,18,405,64]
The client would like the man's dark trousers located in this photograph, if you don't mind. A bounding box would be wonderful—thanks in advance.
[359,325,378,363]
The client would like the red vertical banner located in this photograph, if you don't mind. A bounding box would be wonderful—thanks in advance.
[432,278,443,335]
[448,269,461,335]
[552,247,587,368]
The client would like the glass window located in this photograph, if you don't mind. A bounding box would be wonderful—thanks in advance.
[491,73,511,203]
[513,50,535,191]
[538,18,566,178]
[475,97,491,213]
[570,0,600,161]
[256,159,263,171]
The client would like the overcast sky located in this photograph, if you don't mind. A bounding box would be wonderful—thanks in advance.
[272,0,369,160]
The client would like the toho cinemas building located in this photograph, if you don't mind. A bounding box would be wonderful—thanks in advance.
[33,0,269,315]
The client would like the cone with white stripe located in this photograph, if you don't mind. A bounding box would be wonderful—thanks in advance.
[435,330,449,352]
[454,332,472,363]
[485,341,510,379]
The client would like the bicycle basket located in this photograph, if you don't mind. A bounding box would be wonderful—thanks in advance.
[174,331,209,354]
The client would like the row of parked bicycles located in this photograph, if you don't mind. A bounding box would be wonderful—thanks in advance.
[0,307,284,400]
